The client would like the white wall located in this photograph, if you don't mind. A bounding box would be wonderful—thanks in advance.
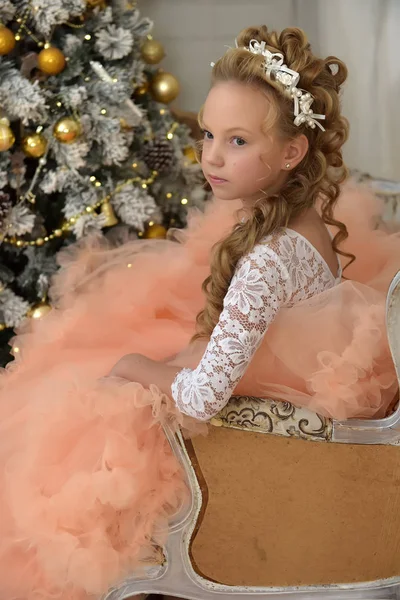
[144,0,304,112]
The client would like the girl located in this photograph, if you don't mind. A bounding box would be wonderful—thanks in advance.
[0,25,399,600]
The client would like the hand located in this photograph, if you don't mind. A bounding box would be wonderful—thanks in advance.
[108,353,151,380]
[107,353,181,396]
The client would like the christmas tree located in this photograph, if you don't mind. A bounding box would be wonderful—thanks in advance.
[0,0,205,366]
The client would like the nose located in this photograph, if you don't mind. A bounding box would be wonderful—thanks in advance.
[204,140,224,168]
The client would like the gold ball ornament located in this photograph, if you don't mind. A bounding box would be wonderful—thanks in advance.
[22,133,47,158]
[183,145,197,164]
[28,301,52,320]
[144,223,167,239]
[134,80,149,97]
[0,122,15,152]
[150,72,180,104]
[53,117,81,144]
[38,46,66,76]
[0,26,16,55]
[141,38,165,65]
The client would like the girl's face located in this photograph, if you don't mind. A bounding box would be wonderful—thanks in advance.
[201,81,292,205]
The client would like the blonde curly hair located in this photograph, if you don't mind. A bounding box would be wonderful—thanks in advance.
[194,25,352,341]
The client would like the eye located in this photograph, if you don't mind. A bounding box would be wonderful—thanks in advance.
[232,136,247,146]
[202,129,213,140]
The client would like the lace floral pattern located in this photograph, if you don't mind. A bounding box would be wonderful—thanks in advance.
[171,229,341,421]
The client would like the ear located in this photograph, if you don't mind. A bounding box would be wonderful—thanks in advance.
[281,134,309,171]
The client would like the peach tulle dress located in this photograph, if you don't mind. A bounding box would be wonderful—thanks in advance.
[0,182,399,599]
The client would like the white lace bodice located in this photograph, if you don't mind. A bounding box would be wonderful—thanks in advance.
[171,228,342,421]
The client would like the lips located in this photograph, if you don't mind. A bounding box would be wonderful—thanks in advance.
[208,174,228,184]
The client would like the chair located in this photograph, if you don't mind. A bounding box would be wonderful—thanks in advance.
[105,270,400,600]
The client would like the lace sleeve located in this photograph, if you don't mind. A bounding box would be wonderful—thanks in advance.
[171,244,292,421]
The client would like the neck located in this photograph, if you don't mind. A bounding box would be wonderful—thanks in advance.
[240,174,291,208]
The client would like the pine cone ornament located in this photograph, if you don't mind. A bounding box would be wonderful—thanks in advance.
[142,137,175,173]
[0,192,12,230]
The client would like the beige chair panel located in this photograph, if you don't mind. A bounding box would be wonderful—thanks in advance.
[189,426,400,587]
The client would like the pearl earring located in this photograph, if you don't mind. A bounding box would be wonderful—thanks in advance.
[285,163,291,169]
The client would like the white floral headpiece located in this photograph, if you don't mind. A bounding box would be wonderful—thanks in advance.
[211,39,326,132]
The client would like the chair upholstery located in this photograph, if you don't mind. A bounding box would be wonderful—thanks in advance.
[189,425,400,587]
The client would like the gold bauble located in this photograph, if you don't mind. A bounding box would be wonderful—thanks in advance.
[150,72,180,104]
[38,46,66,75]
[183,145,197,164]
[28,301,52,320]
[141,38,165,65]
[0,26,16,55]
[134,80,149,97]
[101,201,118,227]
[0,122,15,152]
[22,133,47,158]
[53,117,81,144]
[144,223,167,239]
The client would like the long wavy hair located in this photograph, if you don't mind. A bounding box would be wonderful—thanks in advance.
[194,25,352,341]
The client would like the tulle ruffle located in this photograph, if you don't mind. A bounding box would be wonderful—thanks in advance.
[0,373,205,599]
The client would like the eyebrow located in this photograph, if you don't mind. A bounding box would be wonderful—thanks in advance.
[202,124,253,135]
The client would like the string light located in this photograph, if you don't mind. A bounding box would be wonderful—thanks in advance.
[65,18,86,29]
[14,7,44,46]
[181,198,188,205]
[3,174,159,247]
[166,122,179,140]
[166,192,172,199]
